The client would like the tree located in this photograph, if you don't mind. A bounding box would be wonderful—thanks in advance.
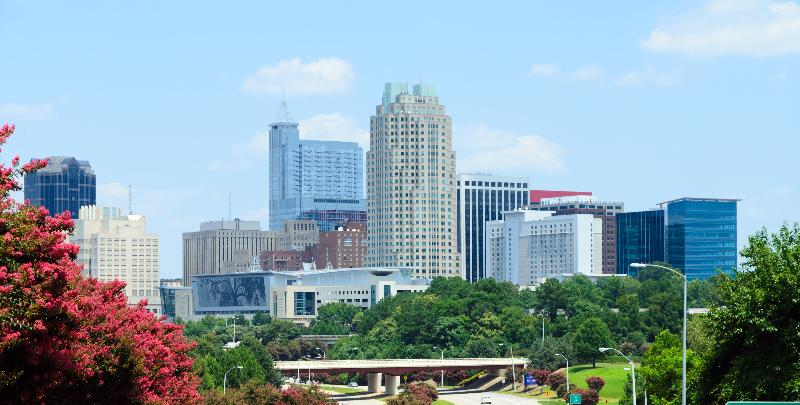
[698,225,800,403]
[251,311,271,326]
[586,376,605,392]
[0,124,199,403]
[637,330,702,405]
[528,335,574,371]
[571,317,613,367]
[203,380,335,405]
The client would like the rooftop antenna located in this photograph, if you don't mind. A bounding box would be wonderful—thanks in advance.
[128,184,132,214]
[275,89,294,123]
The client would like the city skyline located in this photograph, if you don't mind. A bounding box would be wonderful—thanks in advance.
[3,1,799,278]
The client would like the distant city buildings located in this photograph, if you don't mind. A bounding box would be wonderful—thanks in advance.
[457,174,529,282]
[276,219,319,251]
[70,205,161,313]
[486,210,603,285]
[529,189,591,204]
[313,221,367,269]
[23,156,96,216]
[182,219,277,286]
[367,82,459,278]
[616,209,665,274]
[662,197,739,280]
[268,99,365,231]
[529,196,624,274]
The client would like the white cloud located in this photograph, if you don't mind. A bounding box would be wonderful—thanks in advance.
[241,58,355,94]
[530,64,559,76]
[0,103,54,120]
[571,66,604,80]
[642,0,800,55]
[456,125,565,174]
[615,67,681,86]
[299,113,369,149]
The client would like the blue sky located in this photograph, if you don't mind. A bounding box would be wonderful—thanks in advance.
[2,0,798,278]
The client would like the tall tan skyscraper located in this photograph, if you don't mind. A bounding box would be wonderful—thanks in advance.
[367,82,459,277]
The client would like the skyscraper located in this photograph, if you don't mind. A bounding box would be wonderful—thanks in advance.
[529,196,624,274]
[367,82,459,277]
[70,205,161,313]
[23,156,96,216]
[457,174,529,282]
[268,100,365,231]
[616,209,665,274]
[662,197,739,280]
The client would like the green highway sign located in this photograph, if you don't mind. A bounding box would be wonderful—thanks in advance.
[569,393,582,404]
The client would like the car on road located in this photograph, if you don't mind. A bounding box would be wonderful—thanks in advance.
[480,395,492,404]
[347,381,359,388]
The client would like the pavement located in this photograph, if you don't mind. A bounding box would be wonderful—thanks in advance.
[329,387,541,405]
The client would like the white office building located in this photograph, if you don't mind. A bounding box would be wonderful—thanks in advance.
[485,210,603,285]
[71,205,161,313]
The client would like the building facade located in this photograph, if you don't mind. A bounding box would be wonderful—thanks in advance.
[485,210,603,285]
[457,174,529,282]
[529,196,623,274]
[23,156,96,216]
[191,267,430,322]
[616,209,665,274]
[529,190,592,204]
[182,219,277,286]
[70,205,161,313]
[259,249,315,271]
[367,82,459,277]
[268,100,364,231]
[276,219,319,251]
[298,208,366,232]
[662,198,739,280]
[313,221,367,269]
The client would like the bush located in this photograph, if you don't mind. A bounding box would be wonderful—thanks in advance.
[546,371,566,390]
[203,380,335,404]
[386,381,438,405]
[531,369,551,386]
[565,388,599,405]
[586,376,605,393]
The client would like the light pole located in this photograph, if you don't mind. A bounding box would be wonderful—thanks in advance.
[541,313,545,347]
[433,346,445,388]
[600,347,635,405]
[500,343,516,391]
[631,262,686,405]
[554,353,569,394]
[223,366,243,395]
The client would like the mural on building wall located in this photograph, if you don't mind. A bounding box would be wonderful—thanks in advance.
[196,276,266,308]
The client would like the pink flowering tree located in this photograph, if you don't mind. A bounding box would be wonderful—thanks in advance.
[0,123,200,403]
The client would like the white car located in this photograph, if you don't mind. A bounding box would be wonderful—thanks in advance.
[480,395,492,404]
[348,381,359,388]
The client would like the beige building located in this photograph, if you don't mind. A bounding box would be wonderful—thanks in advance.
[276,219,319,251]
[367,82,459,278]
[182,219,277,286]
[71,205,161,313]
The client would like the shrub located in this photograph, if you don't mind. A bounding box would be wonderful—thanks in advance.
[203,380,335,404]
[531,369,551,386]
[546,371,566,390]
[386,381,438,405]
[586,376,605,392]
[565,388,599,405]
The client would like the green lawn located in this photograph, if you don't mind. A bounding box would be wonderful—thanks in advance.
[431,400,455,405]
[318,384,366,394]
[567,362,633,404]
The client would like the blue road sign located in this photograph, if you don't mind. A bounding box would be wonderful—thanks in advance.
[524,374,535,386]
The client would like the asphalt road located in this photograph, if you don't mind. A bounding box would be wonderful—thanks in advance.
[438,388,542,405]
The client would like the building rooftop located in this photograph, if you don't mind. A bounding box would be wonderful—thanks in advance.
[657,197,742,206]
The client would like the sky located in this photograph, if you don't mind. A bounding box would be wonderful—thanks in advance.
[2,0,799,278]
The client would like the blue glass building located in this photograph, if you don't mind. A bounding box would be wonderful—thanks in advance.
[662,198,739,280]
[616,209,665,274]
[23,156,96,216]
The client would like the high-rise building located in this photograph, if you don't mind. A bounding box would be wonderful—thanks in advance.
[367,82,459,278]
[529,196,624,274]
[457,174,529,282]
[485,210,603,285]
[23,156,96,216]
[70,205,161,313]
[182,219,277,286]
[616,209,665,274]
[268,100,364,231]
[661,198,739,280]
[529,189,592,204]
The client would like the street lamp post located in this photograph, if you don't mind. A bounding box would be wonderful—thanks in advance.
[500,343,516,391]
[631,262,686,405]
[223,366,243,395]
[600,347,635,405]
[554,353,569,394]
[433,346,445,388]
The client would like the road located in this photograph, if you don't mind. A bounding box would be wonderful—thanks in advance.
[330,388,540,405]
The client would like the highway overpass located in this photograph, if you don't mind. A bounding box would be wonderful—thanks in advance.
[276,357,528,395]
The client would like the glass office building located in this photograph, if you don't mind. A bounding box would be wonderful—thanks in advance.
[616,209,665,274]
[662,198,739,280]
[23,156,96,216]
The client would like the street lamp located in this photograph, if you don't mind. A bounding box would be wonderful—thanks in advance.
[433,346,445,388]
[223,366,243,395]
[600,347,636,405]
[554,353,569,394]
[631,262,686,405]
[499,343,516,391]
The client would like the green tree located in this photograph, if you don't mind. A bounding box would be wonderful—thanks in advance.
[571,317,613,367]
[699,225,800,403]
[635,331,702,405]
[251,311,271,326]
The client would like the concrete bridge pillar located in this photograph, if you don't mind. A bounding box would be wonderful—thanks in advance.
[385,374,401,395]
[489,368,507,377]
[367,372,382,393]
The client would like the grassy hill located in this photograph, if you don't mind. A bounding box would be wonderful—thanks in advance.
[568,362,632,404]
